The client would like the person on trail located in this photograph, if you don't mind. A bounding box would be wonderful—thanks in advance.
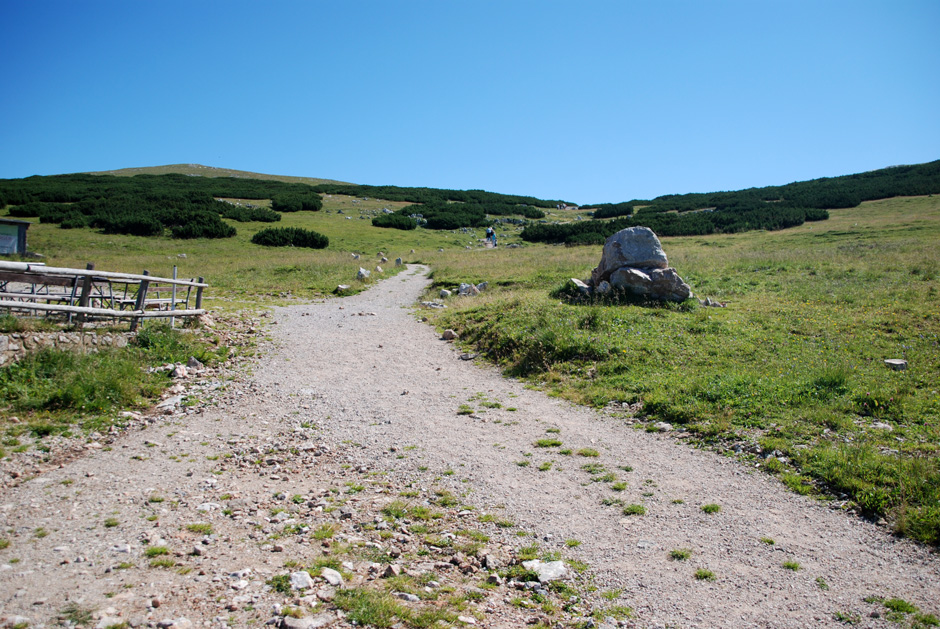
[485,226,497,247]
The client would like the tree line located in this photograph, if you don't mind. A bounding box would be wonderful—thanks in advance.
[528,160,940,244]
[311,183,565,209]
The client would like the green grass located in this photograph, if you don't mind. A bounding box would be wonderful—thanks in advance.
[534,438,562,448]
[669,548,692,561]
[333,586,459,628]
[622,504,646,516]
[694,569,716,581]
[144,546,170,557]
[149,557,175,568]
[6,183,940,548]
[427,195,940,547]
[701,503,721,514]
[0,324,225,437]
[10,192,458,310]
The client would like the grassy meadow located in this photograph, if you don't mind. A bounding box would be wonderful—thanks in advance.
[2,188,939,545]
[424,195,940,546]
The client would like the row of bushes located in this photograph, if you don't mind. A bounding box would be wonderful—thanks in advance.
[372,200,544,231]
[523,205,830,244]
[310,183,565,209]
[8,194,239,239]
[0,174,326,240]
[0,172,323,207]
[582,160,940,217]
[0,172,560,240]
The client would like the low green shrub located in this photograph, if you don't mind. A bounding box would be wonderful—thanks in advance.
[251,227,329,249]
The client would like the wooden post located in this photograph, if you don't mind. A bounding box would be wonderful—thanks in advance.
[75,263,95,325]
[170,265,178,328]
[130,270,150,332]
[195,277,204,311]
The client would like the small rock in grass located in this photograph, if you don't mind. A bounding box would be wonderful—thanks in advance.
[521,559,567,582]
[290,571,315,590]
[320,567,344,586]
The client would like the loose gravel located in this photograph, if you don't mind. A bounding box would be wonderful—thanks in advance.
[0,265,937,629]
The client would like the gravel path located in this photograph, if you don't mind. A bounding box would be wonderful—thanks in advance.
[0,265,937,628]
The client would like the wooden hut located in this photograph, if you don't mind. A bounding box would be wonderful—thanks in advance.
[0,219,30,255]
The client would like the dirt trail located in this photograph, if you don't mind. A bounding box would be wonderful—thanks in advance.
[0,265,937,628]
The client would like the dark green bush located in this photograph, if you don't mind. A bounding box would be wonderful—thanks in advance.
[272,194,322,212]
[170,214,236,239]
[220,205,281,222]
[372,213,417,230]
[251,227,329,249]
[100,215,164,236]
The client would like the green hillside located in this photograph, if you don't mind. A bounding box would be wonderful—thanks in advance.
[1,162,939,547]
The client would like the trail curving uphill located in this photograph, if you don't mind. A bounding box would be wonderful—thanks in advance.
[0,265,936,628]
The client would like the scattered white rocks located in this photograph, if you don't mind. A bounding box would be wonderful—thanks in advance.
[320,567,344,586]
[521,559,567,583]
[291,571,316,590]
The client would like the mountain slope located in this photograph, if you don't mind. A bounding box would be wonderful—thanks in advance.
[87,163,350,187]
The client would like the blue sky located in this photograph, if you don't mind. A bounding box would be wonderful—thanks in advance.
[1,1,937,204]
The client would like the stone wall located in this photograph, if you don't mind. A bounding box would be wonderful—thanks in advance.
[0,330,136,367]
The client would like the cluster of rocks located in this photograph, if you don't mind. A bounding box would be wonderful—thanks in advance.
[190,428,583,628]
[348,252,406,287]
[439,282,488,299]
[572,227,693,302]
[20,412,586,628]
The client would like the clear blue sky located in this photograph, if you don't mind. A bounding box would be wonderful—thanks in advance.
[1,1,937,205]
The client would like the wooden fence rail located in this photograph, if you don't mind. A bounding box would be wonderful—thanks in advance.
[0,261,207,328]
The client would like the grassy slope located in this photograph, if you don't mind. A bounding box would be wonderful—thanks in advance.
[3,169,938,544]
[15,193,531,309]
[426,195,940,545]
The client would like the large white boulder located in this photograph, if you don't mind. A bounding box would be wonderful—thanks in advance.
[590,226,668,285]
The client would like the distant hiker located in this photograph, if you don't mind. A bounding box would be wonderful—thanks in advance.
[485,226,497,247]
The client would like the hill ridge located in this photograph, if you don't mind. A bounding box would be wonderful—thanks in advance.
[86,163,351,187]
